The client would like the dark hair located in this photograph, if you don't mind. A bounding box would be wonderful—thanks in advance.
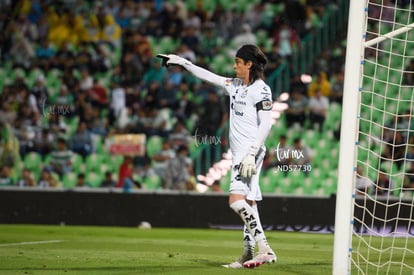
[235,44,267,84]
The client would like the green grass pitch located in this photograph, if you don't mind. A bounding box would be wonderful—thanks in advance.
[2,225,412,274]
[0,225,333,274]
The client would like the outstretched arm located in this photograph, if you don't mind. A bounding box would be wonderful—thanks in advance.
[157,54,227,88]
[255,109,273,149]
[239,106,273,179]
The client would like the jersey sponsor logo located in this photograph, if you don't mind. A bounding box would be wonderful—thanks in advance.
[234,100,246,105]
[235,110,244,116]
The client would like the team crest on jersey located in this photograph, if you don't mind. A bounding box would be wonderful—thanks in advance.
[240,89,248,98]
[262,100,272,110]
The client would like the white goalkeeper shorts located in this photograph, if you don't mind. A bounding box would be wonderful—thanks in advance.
[229,149,265,202]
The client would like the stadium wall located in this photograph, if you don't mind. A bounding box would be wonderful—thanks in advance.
[1,189,410,234]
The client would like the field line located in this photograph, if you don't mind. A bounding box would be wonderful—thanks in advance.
[0,240,65,247]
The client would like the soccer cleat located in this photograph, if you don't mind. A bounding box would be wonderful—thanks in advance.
[221,260,244,269]
[222,251,254,269]
[242,252,277,268]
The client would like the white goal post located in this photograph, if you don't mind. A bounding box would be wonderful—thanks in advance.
[333,1,414,274]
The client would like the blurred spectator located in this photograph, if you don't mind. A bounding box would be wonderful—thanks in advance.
[381,131,406,170]
[272,17,301,60]
[87,79,109,109]
[403,59,414,85]
[264,43,284,78]
[17,168,36,187]
[198,23,221,59]
[308,89,329,132]
[101,14,122,49]
[172,81,196,123]
[375,170,394,196]
[49,137,74,178]
[86,106,108,137]
[53,40,76,71]
[289,74,308,96]
[38,167,59,188]
[209,180,224,192]
[291,137,312,175]
[181,26,200,54]
[75,172,92,188]
[8,22,35,71]
[232,23,257,52]
[34,39,55,71]
[330,71,344,104]
[142,58,167,86]
[13,118,35,157]
[31,74,50,104]
[0,121,20,172]
[54,84,75,116]
[168,120,192,149]
[355,166,374,196]
[140,106,171,137]
[136,158,157,186]
[69,121,93,159]
[100,170,117,188]
[61,68,79,91]
[0,166,14,186]
[403,162,414,190]
[307,71,331,98]
[152,139,175,179]
[33,128,55,159]
[285,0,308,37]
[285,90,308,128]
[92,43,111,73]
[195,89,227,137]
[108,83,126,125]
[0,100,17,125]
[116,155,134,189]
[163,145,194,191]
[79,68,94,92]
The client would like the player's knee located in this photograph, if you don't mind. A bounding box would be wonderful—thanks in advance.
[230,199,248,214]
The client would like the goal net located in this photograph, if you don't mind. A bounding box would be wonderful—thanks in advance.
[333,1,414,274]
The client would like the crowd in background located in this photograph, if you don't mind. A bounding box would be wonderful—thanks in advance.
[0,0,376,192]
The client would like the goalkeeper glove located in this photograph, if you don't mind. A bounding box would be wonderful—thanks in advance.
[156,54,192,68]
[239,145,260,178]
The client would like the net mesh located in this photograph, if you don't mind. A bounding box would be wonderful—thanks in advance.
[354,1,414,274]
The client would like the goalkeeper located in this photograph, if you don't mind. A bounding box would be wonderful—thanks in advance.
[158,44,276,268]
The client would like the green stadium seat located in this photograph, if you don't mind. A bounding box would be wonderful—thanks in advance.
[144,174,162,190]
[302,177,319,195]
[62,171,77,188]
[146,135,163,158]
[71,153,83,173]
[289,170,306,186]
[85,153,104,173]
[23,152,43,178]
[86,172,103,188]
[260,175,277,193]
[277,176,296,194]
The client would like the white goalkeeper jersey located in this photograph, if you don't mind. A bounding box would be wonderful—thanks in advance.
[185,64,273,154]
[224,78,272,153]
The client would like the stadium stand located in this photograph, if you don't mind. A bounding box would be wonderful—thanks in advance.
[0,0,349,195]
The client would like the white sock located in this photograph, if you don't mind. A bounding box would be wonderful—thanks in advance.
[230,200,272,254]
[242,204,258,257]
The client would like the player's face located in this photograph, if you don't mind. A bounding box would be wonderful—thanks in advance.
[234,58,251,83]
